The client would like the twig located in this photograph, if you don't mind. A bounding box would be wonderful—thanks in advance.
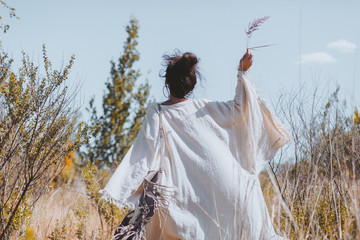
[247,44,276,50]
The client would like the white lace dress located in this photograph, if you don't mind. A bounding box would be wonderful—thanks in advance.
[100,70,291,240]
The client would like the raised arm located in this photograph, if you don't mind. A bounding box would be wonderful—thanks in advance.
[231,50,290,174]
[234,50,253,113]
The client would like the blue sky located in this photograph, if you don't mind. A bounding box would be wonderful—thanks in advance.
[2,0,360,116]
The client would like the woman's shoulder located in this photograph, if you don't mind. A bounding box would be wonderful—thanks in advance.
[142,103,160,124]
[152,99,233,113]
[148,102,160,112]
[156,98,212,109]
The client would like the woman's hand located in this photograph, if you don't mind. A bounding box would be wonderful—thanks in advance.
[239,49,253,71]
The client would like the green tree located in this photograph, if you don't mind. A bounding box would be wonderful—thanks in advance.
[0,46,95,239]
[84,18,151,168]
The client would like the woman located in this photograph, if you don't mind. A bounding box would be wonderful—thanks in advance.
[100,50,290,239]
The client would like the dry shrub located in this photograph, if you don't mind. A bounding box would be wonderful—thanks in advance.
[81,161,129,236]
[0,48,94,239]
[263,85,360,239]
[12,162,128,240]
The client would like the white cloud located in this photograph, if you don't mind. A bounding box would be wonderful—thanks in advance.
[296,52,337,64]
[326,39,357,53]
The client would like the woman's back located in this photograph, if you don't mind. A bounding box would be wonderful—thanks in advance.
[100,51,290,239]
[145,99,274,239]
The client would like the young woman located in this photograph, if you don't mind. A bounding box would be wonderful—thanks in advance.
[100,50,290,240]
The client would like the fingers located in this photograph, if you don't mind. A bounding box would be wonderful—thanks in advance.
[243,49,253,59]
[240,52,252,63]
[239,50,253,71]
[242,54,252,64]
[246,50,253,58]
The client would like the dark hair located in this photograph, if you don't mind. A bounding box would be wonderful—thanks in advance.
[161,51,200,98]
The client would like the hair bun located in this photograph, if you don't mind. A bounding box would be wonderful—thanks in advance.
[161,50,200,98]
[182,52,198,68]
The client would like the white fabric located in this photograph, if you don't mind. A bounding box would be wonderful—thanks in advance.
[100,70,291,240]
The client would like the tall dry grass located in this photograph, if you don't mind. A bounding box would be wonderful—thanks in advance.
[261,85,360,239]
[11,86,360,239]
[21,176,103,239]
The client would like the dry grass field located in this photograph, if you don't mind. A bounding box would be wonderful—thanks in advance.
[15,164,359,239]
[9,87,360,240]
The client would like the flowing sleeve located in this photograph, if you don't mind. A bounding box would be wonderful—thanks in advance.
[99,103,161,208]
[231,70,291,175]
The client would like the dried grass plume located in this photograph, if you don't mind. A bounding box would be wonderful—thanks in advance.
[245,16,270,39]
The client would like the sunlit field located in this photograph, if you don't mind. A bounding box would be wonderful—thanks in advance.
[1,1,360,239]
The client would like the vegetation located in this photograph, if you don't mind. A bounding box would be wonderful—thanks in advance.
[0,47,95,239]
[262,86,360,239]
[0,1,18,33]
[83,17,151,168]
[0,2,359,239]
[81,162,128,238]
[15,85,359,239]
